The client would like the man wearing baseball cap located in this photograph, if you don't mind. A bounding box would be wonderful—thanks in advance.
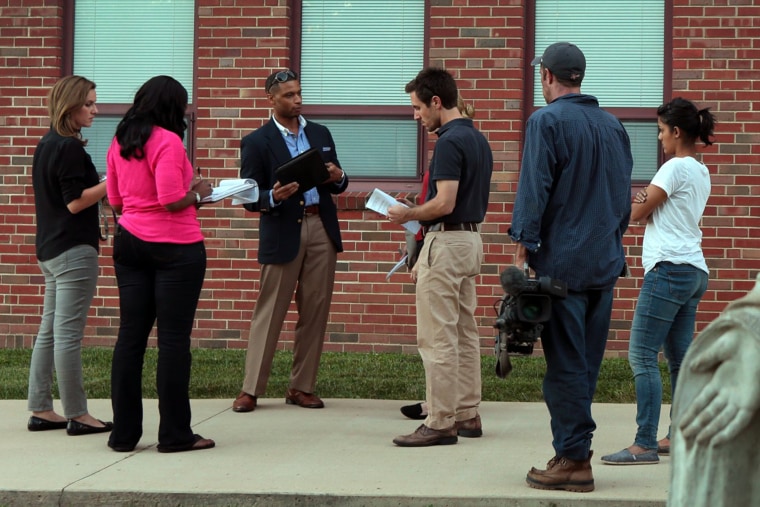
[509,42,633,492]
[530,41,586,84]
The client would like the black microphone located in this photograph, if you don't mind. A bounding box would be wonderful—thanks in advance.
[500,266,526,296]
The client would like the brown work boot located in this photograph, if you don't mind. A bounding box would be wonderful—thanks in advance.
[393,424,458,447]
[526,451,594,492]
[455,414,482,437]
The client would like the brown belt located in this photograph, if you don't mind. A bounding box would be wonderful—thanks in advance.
[424,222,479,234]
[304,204,319,215]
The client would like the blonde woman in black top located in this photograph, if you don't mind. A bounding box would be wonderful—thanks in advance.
[28,75,112,436]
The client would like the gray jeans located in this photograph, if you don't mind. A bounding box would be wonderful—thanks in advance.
[27,244,99,418]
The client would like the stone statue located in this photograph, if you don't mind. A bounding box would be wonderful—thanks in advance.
[668,273,760,506]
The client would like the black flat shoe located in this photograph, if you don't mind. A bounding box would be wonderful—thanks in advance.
[28,416,68,432]
[157,434,215,453]
[400,402,427,420]
[67,419,114,436]
[108,441,136,452]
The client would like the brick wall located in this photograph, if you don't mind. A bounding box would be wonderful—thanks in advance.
[0,0,63,348]
[1,0,758,356]
[667,0,760,328]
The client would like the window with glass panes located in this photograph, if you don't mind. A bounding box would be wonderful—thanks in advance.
[533,0,665,181]
[298,0,425,179]
[68,0,195,171]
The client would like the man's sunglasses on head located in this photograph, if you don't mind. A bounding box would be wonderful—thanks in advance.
[267,70,298,92]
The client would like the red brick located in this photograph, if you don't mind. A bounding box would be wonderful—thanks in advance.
[0,0,758,354]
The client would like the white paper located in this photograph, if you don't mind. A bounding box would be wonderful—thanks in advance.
[366,188,421,234]
[386,255,408,280]
[230,185,259,205]
[203,178,259,204]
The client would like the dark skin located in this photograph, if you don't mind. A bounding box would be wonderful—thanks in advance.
[112,174,211,214]
[164,173,212,212]
[266,80,344,203]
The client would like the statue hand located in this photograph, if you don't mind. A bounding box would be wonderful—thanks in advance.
[679,329,760,446]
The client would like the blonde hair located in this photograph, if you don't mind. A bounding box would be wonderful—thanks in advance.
[47,75,96,144]
[457,95,475,119]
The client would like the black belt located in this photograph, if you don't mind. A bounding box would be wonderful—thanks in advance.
[304,205,319,215]
[424,222,479,234]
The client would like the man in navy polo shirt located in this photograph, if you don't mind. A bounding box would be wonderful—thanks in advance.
[388,67,493,447]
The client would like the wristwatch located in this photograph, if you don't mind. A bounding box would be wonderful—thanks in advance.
[193,191,201,204]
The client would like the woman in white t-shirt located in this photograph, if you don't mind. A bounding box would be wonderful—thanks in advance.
[602,97,716,465]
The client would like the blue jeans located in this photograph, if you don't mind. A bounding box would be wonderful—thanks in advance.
[540,288,614,461]
[28,244,99,418]
[109,226,206,449]
[629,262,708,450]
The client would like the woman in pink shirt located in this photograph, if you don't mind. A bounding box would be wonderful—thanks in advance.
[105,75,214,453]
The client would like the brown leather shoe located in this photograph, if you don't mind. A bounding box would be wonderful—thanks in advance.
[526,451,594,492]
[393,424,458,447]
[232,392,257,412]
[285,388,324,408]
[456,414,482,438]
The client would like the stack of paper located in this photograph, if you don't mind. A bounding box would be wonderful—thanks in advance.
[203,179,259,204]
[366,188,421,234]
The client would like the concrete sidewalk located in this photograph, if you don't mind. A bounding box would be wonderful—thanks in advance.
[1,398,669,506]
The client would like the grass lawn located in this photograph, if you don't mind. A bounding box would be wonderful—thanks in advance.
[0,348,670,403]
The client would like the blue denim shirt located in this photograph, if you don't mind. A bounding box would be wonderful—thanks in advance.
[509,94,633,291]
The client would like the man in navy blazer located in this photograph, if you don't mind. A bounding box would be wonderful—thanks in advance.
[233,69,349,413]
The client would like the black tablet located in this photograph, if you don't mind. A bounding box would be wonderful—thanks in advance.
[274,148,330,189]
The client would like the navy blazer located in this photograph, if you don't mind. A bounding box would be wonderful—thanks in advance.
[240,119,348,264]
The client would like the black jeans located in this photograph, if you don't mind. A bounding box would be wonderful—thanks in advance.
[109,225,206,449]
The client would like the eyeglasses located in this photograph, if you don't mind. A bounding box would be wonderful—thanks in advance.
[267,69,298,92]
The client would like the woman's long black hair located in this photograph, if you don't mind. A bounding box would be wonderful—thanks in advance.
[115,75,188,160]
[657,97,716,147]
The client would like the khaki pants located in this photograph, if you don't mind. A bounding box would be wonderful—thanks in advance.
[415,230,483,430]
[242,214,337,396]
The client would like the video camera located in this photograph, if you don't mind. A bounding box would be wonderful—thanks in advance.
[493,266,567,378]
